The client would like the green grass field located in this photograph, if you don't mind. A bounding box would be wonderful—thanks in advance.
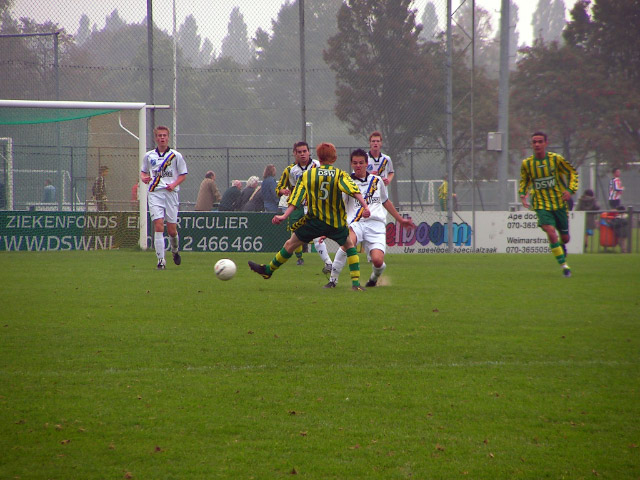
[1,251,639,479]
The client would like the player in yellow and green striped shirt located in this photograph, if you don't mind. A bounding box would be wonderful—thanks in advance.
[519,131,578,277]
[249,143,371,290]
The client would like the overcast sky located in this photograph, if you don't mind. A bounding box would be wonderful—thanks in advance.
[11,0,578,52]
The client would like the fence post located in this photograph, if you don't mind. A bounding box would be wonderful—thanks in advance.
[226,148,230,190]
[626,206,633,253]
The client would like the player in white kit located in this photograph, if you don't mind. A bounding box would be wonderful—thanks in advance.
[367,131,394,186]
[140,125,188,269]
[325,149,414,288]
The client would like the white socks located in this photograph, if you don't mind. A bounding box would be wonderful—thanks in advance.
[331,252,386,285]
[329,247,348,283]
[169,233,179,253]
[371,262,386,282]
[313,238,332,265]
[154,232,165,262]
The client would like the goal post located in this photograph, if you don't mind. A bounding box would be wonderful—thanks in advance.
[0,99,168,250]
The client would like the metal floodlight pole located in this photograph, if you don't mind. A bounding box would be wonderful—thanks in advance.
[53,31,60,100]
[471,0,476,250]
[147,0,155,144]
[299,0,306,142]
[53,31,61,208]
[306,122,313,149]
[497,0,510,211]
[446,0,454,252]
[172,0,177,147]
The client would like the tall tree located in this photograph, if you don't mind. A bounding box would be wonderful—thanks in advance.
[252,0,342,136]
[198,38,213,66]
[419,2,439,42]
[104,9,125,32]
[452,1,520,76]
[562,0,591,48]
[195,56,266,147]
[324,0,444,161]
[563,0,640,162]
[219,7,252,65]
[510,41,613,167]
[177,15,202,66]
[532,0,566,44]
[76,14,91,46]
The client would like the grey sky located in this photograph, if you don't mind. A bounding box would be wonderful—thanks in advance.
[11,0,578,52]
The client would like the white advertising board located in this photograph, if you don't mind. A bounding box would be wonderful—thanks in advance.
[384,210,585,254]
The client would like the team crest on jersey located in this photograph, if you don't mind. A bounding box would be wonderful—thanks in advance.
[151,159,157,166]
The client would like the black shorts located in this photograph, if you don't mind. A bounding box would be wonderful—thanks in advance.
[293,216,350,246]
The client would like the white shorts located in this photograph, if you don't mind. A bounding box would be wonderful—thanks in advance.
[350,220,386,259]
[148,189,180,223]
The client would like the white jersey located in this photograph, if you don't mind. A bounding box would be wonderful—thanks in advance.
[367,151,393,180]
[343,173,388,225]
[142,148,188,193]
[289,158,320,187]
[290,158,320,211]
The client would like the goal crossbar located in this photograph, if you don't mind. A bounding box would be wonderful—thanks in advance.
[0,100,170,250]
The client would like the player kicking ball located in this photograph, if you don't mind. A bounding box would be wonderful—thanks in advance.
[325,149,415,288]
[249,142,371,291]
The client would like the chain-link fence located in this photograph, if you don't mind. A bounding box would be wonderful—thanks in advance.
[2,0,639,216]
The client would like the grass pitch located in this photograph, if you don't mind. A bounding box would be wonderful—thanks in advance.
[1,251,639,479]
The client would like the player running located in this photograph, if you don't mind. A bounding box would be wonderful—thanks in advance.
[519,131,578,277]
[325,149,415,288]
[249,143,371,291]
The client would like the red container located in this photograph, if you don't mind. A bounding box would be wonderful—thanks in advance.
[599,213,618,247]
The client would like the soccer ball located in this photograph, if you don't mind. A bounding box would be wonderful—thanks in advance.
[214,258,237,281]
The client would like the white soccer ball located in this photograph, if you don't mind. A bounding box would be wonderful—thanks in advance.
[214,258,237,281]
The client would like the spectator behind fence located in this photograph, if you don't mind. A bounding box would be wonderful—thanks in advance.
[576,189,600,249]
[261,164,279,212]
[92,165,109,211]
[195,170,221,211]
[218,180,243,211]
[238,176,259,211]
[243,184,264,212]
[43,179,56,203]
[608,168,624,209]
[438,179,457,211]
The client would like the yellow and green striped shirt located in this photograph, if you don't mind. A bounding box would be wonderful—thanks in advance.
[519,152,578,211]
[276,163,295,196]
[288,165,360,228]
